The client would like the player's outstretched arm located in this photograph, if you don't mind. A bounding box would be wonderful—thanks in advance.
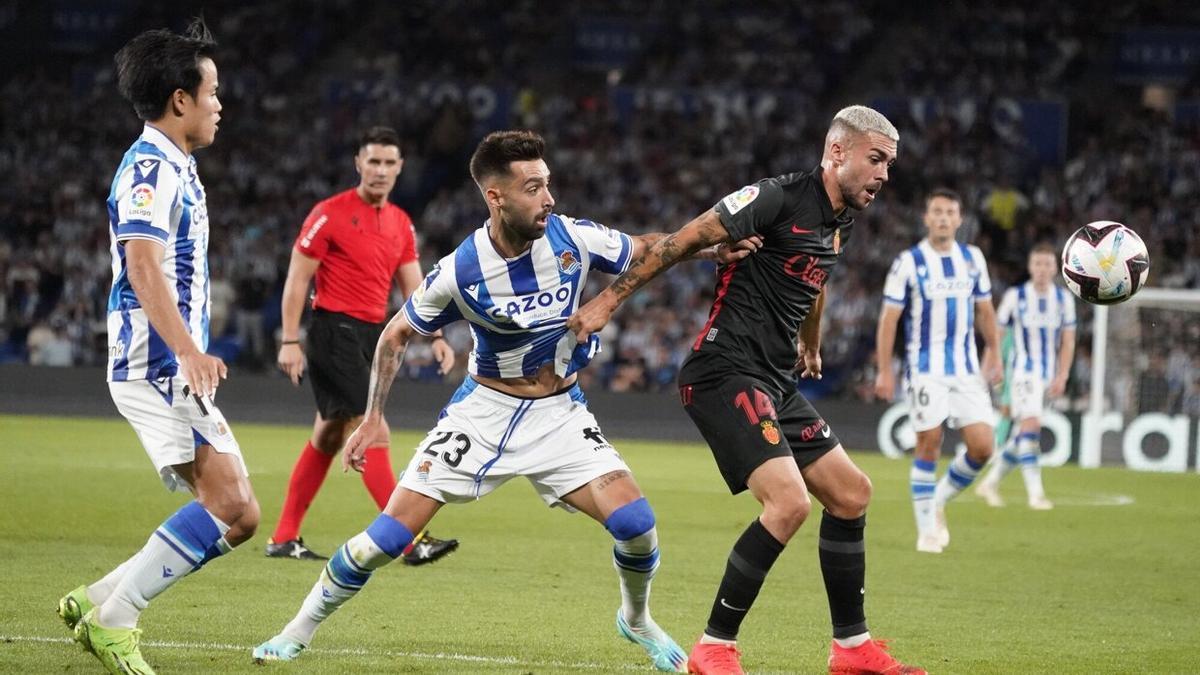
[125,239,227,396]
[343,312,415,473]
[278,248,320,385]
[874,304,903,401]
[568,209,731,342]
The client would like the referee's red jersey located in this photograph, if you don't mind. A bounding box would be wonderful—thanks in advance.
[294,188,418,324]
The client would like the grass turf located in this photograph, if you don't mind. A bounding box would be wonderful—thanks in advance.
[1,414,1197,673]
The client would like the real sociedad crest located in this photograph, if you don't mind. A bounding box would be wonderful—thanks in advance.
[558,250,581,275]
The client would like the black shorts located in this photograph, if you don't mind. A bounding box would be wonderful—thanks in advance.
[306,310,384,420]
[679,371,840,494]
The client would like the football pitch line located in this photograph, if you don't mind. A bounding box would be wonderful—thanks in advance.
[1,634,650,671]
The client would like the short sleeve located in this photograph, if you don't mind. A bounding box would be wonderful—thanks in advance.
[398,211,419,265]
[401,261,462,335]
[882,253,913,307]
[1060,288,1077,328]
[115,158,180,245]
[971,246,992,299]
[997,288,1017,326]
[713,178,786,241]
[295,202,332,260]
[563,217,634,275]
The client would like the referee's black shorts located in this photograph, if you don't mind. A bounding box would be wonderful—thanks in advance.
[306,309,384,420]
[679,370,840,495]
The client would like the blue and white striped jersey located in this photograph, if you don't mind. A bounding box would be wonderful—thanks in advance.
[403,214,634,379]
[106,125,211,382]
[883,239,992,377]
[996,281,1076,382]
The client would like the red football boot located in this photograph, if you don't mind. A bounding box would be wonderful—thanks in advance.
[688,640,745,675]
[828,639,926,674]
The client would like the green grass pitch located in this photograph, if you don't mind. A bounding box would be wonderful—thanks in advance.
[1,414,1197,673]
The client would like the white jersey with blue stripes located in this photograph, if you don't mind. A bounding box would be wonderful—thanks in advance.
[403,214,634,379]
[996,281,1076,382]
[883,239,992,377]
[106,125,211,382]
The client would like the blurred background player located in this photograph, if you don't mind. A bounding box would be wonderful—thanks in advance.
[570,106,924,675]
[976,243,1076,509]
[251,130,761,671]
[59,19,260,674]
[267,126,457,563]
[875,188,1002,554]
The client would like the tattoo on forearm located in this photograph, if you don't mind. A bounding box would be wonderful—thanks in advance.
[366,334,407,416]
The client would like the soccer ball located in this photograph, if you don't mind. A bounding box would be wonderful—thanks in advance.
[1061,221,1150,305]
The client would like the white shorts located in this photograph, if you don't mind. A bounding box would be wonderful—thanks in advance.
[109,377,247,493]
[1008,373,1045,421]
[904,373,995,432]
[398,378,630,510]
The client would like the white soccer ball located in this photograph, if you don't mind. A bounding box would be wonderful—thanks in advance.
[1061,221,1150,305]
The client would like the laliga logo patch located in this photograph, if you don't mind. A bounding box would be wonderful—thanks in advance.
[131,184,154,210]
[721,185,759,215]
[760,420,781,445]
[557,250,581,275]
[416,460,432,481]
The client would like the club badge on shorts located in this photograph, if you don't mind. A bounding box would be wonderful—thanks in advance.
[760,420,781,445]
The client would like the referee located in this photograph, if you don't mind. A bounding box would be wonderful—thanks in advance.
[267,126,457,563]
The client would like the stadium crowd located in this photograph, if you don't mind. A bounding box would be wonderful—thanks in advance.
[3,0,1198,410]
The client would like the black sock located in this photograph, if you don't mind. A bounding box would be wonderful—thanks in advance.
[819,510,868,639]
[704,518,785,640]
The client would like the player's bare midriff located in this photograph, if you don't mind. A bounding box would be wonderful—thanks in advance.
[472,362,577,399]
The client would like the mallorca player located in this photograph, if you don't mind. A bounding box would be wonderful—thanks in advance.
[976,243,1076,509]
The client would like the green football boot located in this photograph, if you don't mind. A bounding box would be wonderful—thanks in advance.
[57,585,93,632]
[74,608,156,674]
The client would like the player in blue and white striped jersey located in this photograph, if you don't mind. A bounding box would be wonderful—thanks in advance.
[976,243,1076,510]
[253,130,759,671]
[874,188,1002,554]
[59,21,260,674]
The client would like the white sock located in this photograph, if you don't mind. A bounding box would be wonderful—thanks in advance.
[1016,433,1046,501]
[910,459,937,536]
[97,502,230,629]
[700,633,737,645]
[834,631,872,649]
[613,528,659,627]
[983,439,1019,487]
[86,553,142,607]
[934,453,985,505]
[282,530,396,645]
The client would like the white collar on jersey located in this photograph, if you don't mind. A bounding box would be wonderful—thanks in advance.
[141,124,192,167]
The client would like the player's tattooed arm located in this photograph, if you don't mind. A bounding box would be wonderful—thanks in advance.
[345,313,414,472]
[364,314,415,419]
[610,210,731,302]
[568,209,732,342]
